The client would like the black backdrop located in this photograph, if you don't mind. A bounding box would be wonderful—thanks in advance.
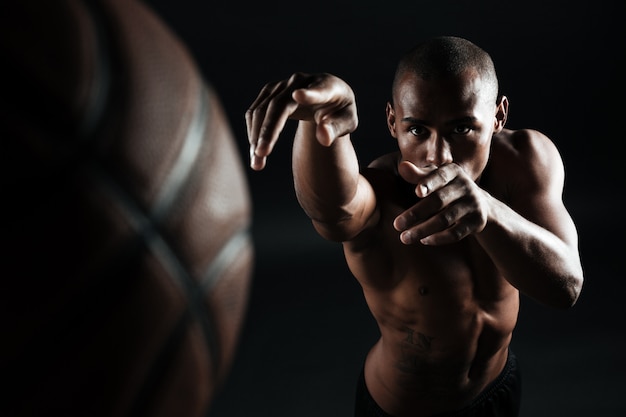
[144,1,625,416]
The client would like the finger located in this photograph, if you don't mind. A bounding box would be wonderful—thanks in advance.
[246,81,280,145]
[416,163,460,197]
[250,154,267,171]
[402,202,465,241]
[393,206,419,232]
[254,92,298,157]
[418,211,485,245]
[399,204,473,245]
[246,82,281,169]
[246,82,298,170]
[393,177,467,232]
[412,223,472,246]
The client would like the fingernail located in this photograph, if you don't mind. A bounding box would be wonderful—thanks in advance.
[418,184,428,197]
[394,217,406,231]
[251,155,265,170]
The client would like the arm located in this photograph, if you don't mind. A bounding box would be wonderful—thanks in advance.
[292,121,378,241]
[246,72,377,242]
[393,130,584,308]
[476,130,583,308]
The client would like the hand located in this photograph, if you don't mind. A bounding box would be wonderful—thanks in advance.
[392,161,490,245]
[245,72,358,170]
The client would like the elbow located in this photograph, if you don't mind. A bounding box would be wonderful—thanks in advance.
[308,203,376,243]
[568,274,585,307]
[555,273,584,309]
[311,218,360,243]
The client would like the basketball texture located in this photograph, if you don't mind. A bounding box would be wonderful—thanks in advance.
[0,0,253,416]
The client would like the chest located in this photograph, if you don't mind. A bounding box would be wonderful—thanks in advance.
[345,192,501,297]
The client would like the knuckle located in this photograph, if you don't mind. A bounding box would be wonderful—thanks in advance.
[288,72,308,85]
[261,81,279,94]
[469,211,488,229]
[435,169,449,183]
[251,105,266,119]
[450,225,466,241]
[351,117,359,131]
[463,196,484,220]
[258,125,272,143]
[441,208,457,227]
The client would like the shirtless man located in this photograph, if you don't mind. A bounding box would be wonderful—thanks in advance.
[245,36,584,417]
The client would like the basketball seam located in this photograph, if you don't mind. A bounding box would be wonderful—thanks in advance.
[150,86,209,222]
[80,1,224,414]
[201,226,252,292]
[123,309,194,417]
[79,0,112,140]
[84,161,219,417]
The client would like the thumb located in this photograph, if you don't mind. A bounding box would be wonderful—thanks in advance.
[292,81,357,146]
[398,161,437,196]
[315,122,334,147]
[293,89,349,146]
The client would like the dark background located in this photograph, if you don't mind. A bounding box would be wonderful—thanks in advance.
[143,1,625,416]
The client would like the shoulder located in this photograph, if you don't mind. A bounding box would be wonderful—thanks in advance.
[367,151,401,173]
[362,151,418,203]
[492,128,563,165]
[361,152,400,188]
[489,128,565,198]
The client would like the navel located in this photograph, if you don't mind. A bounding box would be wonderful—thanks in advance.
[419,286,429,296]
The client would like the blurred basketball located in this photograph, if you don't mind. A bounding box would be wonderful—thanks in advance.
[0,0,253,416]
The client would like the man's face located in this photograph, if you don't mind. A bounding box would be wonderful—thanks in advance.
[387,70,504,184]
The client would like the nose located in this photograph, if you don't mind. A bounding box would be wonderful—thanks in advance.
[425,134,453,167]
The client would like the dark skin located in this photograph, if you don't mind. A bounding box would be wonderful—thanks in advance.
[246,68,583,416]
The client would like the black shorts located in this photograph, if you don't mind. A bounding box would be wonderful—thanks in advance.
[354,350,521,417]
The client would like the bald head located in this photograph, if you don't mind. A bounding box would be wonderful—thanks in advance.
[392,36,499,105]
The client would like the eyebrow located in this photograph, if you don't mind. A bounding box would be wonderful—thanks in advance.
[401,117,427,124]
[400,116,478,125]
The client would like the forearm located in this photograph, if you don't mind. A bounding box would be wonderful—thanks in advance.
[292,121,361,227]
[476,196,584,308]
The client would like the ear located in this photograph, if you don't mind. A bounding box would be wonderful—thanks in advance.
[386,102,398,138]
[494,95,509,133]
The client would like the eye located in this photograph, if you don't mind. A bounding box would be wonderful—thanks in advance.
[453,125,472,135]
[409,125,428,136]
